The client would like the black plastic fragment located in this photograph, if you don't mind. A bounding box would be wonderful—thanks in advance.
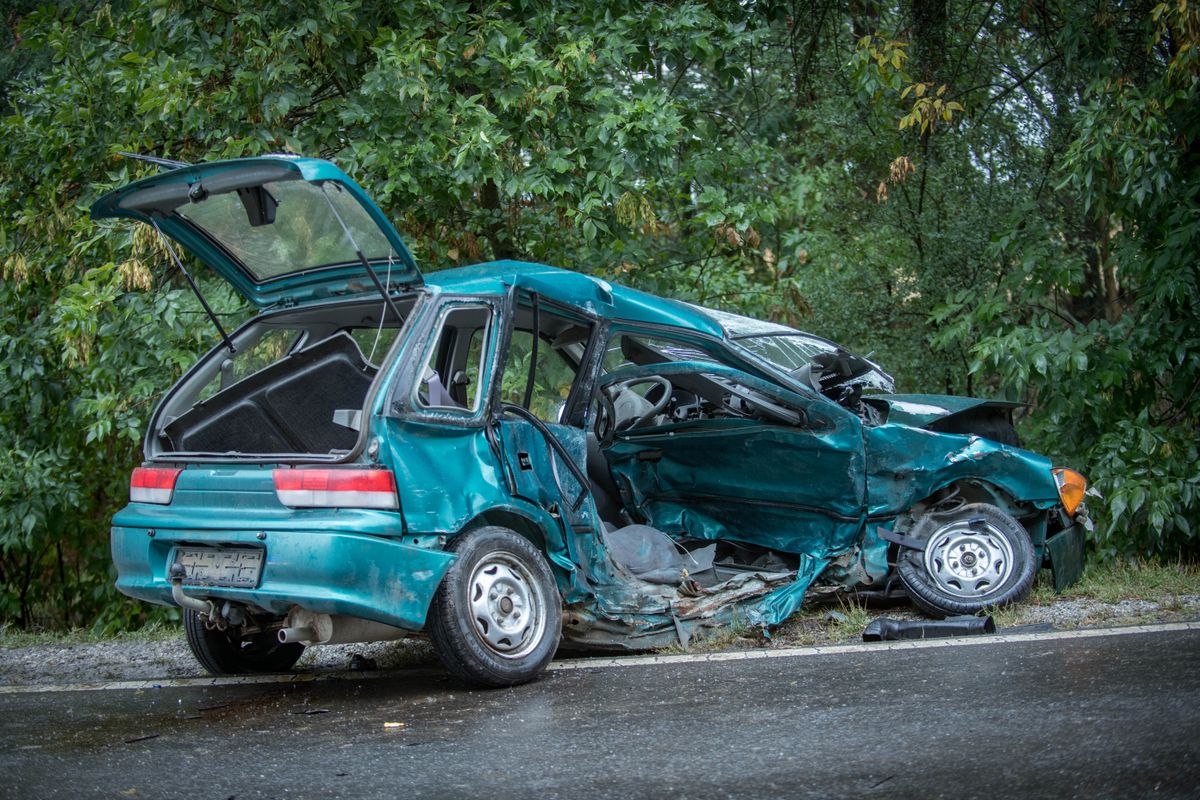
[862,614,996,642]
[876,526,927,551]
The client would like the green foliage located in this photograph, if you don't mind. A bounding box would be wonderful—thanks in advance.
[0,0,1197,629]
[932,1,1200,558]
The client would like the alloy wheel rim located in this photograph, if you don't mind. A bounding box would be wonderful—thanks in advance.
[922,519,1015,599]
[467,553,546,659]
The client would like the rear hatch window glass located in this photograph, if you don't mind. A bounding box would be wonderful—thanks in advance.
[178,180,399,281]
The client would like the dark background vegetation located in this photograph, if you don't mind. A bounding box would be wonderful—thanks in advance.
[0,0,1196,631]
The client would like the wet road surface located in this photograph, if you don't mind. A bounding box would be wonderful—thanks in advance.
[3,626,1198,799]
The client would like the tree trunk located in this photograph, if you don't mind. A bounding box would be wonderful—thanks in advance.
[906,0,948,82]
[480,178,515,260]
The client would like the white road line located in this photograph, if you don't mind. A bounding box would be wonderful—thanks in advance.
[546,620,1200,671]
[1,621,1196,695]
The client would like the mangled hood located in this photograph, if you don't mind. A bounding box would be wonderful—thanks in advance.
[866,393,1024,428]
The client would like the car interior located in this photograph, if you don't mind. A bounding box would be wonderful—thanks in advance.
[150,296,416,457]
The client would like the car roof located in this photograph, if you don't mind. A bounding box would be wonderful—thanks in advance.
[423,260,728,339]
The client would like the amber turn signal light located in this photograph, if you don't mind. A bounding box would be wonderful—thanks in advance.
[1052,468,1087,516]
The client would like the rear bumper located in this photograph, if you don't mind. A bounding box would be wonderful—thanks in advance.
[112,525,455,631]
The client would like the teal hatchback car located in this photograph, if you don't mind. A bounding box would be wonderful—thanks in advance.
[95,155,1090,686]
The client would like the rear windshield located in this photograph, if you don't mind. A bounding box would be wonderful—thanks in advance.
[177,179,398,281]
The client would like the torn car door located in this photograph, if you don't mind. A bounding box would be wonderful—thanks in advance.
[602,360,867,557]
[492,289,598,537]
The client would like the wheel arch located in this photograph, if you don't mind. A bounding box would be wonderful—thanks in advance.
[865,424,1059,519]
[452,505,589,600]
[905,478,1052,557]
[921,478,1025,516]
[457,508,549,553]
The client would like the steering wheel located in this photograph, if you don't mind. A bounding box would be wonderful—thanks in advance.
[597,376,673,441]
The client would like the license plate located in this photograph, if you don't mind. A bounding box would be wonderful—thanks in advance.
[173,548,264,588]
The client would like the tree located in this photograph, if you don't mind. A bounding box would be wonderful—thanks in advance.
[0,0,1195,630]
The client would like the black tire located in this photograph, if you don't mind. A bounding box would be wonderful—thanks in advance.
[426,527,562,688]
[184,609,304,675]
[897,503,1036,618]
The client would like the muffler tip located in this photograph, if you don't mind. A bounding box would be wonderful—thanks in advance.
[278,626,316,644]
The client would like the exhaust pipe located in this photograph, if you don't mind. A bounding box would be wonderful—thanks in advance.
[276,608,408,647]
[168,563,216,618]
[278,626,317,644]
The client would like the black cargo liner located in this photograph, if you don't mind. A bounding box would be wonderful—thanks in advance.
[162,332,376,455]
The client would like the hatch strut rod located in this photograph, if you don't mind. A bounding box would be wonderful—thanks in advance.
[149,216,236,355]
[318,183,405,324]
[116,152,192,170]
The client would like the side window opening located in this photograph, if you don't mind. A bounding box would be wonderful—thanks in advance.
[500,305,593,424]
[596,330,805,433]
[601,333,719,375]
[416,304,491,412]
[597,332,721,413]
[348,326,403,366]
[459,328,486,408]
[194,328,304,403]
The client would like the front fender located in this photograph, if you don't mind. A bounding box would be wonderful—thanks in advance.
[865,425,1060,517]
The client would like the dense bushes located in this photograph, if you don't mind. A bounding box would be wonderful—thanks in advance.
[0,1,1195,629]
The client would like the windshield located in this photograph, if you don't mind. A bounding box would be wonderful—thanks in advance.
[177,179,397,281]
[734,333,895,392]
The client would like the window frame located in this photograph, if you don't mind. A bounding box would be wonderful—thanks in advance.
[389,295,501,426]
[491,290,601,429]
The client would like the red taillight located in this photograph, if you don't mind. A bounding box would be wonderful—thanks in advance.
[130,467,182,504]
[272,468,398,509]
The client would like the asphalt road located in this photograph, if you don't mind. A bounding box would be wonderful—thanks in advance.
[3,626,1198,800]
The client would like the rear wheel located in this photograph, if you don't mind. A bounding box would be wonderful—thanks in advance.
[897,503,1036,618]
[426,527,561,687]
[184,609,304,675]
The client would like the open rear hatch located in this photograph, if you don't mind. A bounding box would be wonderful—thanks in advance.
[92,156,424,461]
[91,155,422,308]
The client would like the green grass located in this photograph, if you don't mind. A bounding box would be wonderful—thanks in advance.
[0,620,179,649]
[768,592,877,647]
[3,561,1198,652]
[823,594,872,640]
[1055,559,1200,603]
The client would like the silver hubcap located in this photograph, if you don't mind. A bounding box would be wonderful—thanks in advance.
[923,519,1015,599]
[467,554,545,659]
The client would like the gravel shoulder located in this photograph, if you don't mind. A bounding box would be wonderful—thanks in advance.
[2,593,1198,687]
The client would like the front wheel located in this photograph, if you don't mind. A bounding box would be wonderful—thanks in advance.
[184,609,304,675]
[897,503,1036,618]
[426,527,562,687]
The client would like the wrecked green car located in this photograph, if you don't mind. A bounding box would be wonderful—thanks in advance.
[96,155,1090,687]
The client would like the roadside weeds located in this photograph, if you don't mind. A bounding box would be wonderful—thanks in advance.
[1,560,1197,684]
[663,560,1200,653]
